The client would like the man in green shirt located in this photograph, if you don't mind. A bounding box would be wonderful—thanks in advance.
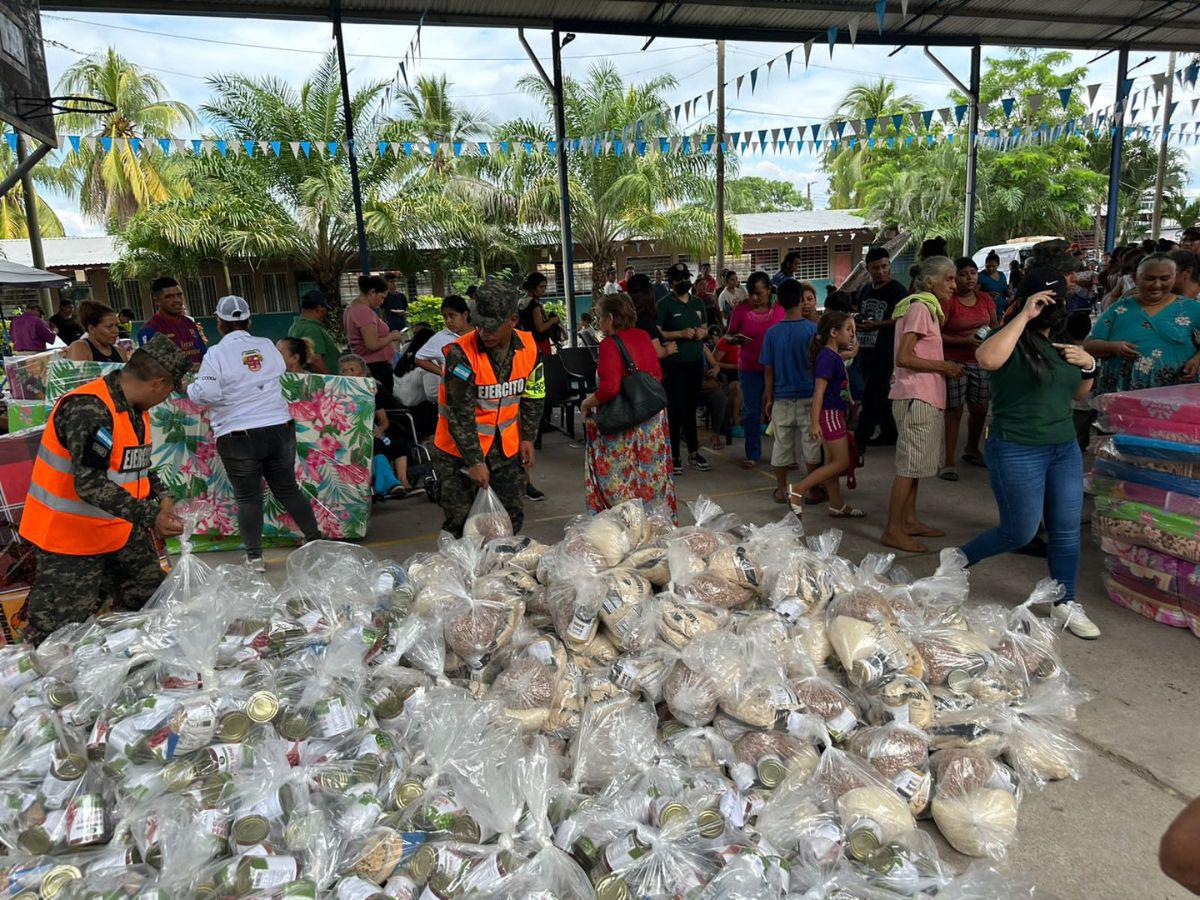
[288,290,341,374]
[656,262,712,473]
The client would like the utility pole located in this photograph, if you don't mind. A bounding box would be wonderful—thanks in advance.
[1151,50,1176,240]
[715,40,726,272]
[1105,48,1130,252]
[331,0,370,276]
[16,134,50,313]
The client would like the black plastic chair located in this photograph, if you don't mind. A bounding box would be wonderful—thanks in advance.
[558,346,598,394]
[542,354,586,439]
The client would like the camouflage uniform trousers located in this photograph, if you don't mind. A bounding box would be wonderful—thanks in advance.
[435,448,527,538]
[23,528,165,645]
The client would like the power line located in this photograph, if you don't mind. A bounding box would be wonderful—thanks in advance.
[42,15,709,62]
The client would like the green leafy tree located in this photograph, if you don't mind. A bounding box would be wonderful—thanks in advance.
[499,61,740,296]
[56,48,197,229]
[726,177,812,213]
[1084,135,1187,241]
[1166,194,1200,230]
[0,143,64,239]
[824,78,920,209]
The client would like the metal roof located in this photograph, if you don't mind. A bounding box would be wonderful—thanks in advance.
[731,210,870,236]
[40,0,1200,52]
[0,236,119,269]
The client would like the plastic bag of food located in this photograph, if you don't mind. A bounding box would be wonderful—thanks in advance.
[144,501,214,612]
[938,862,1061,898]
[463,485,514,543]
[863,673,935,731]
[573,508,634,568]
[688,494,742,534]
[846,724,931,816]
[826,587,923,688]
[793,674,861,742]
[705,544,765,594]
[730,728,821,790]
[660,657,720,726]
[655,593,728,649]
[569,695,659,790]
[620,544,671,588]
[661,724,735,771]
[753,774,843,866]
[737,611,816,680]
[1000,679,1089,786]
[927,703,1012,756]
[911,625,996,690]
[856,827,950,895]
[598,568,657,651]
[812,746,918,861]
[930,749,1020,858]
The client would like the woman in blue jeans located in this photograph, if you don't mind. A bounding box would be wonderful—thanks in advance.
[961,269,1101,639]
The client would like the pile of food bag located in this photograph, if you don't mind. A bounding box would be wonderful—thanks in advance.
[0,493,1086,898]
[1089,383,1200,636]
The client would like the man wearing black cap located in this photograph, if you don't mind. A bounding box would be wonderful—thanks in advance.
[657,262,712,473]
[19,334,192,643]
[854,246,905,449]
[288,289,340,374]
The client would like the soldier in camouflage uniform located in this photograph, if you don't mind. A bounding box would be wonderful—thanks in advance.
[19,335,193,644]
[433,280,545,536]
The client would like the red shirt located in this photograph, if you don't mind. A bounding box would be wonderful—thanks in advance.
[596,328,662,404]
[695,274,718,301]
[940,291,996,364]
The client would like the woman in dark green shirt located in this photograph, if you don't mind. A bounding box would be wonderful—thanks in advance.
[958,268,1101,640]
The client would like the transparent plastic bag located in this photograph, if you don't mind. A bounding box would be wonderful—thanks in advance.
[812,746,918,860]
[930,748,1020,859]
[463,486,514,543]
[793,674,861,743]
[846,724,931,816]
[569,695,659,790]
[144,501,214,613]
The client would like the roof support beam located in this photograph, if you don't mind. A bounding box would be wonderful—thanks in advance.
[924,45,979,254]
[1106,47,1130,252]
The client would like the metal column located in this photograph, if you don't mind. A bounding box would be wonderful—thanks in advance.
[550,30,578,345]
[715,40,726,271]
[1150,50,1176,240]
[1106,47,1130,253]
[16,134,50,313]
[332,0,371,275]
[963,44,980,256]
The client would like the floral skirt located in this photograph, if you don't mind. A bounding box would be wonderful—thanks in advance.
[584,409,677,516]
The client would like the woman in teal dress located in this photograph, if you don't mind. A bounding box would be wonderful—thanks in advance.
[1084,253,1200,396]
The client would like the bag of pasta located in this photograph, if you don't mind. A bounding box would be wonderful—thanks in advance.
[930,748,1020,859]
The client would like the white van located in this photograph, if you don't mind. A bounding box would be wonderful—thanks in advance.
[972,236,1064,271]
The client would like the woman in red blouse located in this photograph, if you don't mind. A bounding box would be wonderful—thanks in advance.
[580,294,676,515]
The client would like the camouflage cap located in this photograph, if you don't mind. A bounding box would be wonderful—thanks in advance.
[133,333,193,391]
[473,279,521,332]
[1030,239,1081,274]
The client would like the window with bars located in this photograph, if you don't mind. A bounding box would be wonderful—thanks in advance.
[748,248,780,274]
[535,262,558,294]
[626,256,671,278]
[184,276,219,317]
[413,271,434,296]
[832,243,853,255]
[723,253,753,279]
[795,245,830,280]
[108,279,145,318]
[260,273,293,313]
[229,273,257,309]
[572,263,593,295]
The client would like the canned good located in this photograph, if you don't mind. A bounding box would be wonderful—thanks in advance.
[0,648,43,692]
[945,653,990,693]
[315,696,355,738]
[696,808,726,839]
[593,873,631,900]
[37,864,81,899]
[652,799,687,829]
[246,690,280,723]
[601,829,649,872]
[235,854,300,893]
[216,710,252,742]
[336,876,389,900]
[457,851,516,890]
[64,793,105,847]
[756,754,787,789]
[846,820,883,860]
[232,814,270,847]
[394,779,423,810]
[382,873,419,900]
[276,711,312,742]
[45,683,77,709]
[40,752,86,809]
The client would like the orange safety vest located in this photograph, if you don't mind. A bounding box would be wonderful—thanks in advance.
[434,330,539,460]
[20,376,153,556]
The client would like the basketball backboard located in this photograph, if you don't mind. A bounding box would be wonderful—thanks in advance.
[0,0,56,147]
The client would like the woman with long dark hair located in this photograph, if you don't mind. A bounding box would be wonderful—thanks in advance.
[344,274,404,396]
[958,269,1100,639]
[518,271,560,356]
[66,301,129,363]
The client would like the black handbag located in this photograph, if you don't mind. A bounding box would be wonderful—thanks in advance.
[595,334,669,435]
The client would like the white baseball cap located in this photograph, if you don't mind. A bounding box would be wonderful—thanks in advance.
[216,295,251,322]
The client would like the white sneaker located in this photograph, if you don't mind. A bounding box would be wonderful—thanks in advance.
[1051,601,1100,640]
[245,553,266,574]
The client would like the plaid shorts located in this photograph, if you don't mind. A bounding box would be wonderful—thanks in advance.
[945,363,990,409]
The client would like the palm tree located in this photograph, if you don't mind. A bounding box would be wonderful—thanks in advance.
[825,78,920,209]
[0,143,65,239]
[391,75,489,176]
[1084,135,1186,241]
[504,61,739,297]
[1166,194,1200,231]
[56,48,197,229]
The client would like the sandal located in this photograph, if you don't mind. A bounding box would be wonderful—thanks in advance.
[785,486,807,515]
[739,459,757,470]
[962,451,987,467]
[828,504,866,518]
[937,466,959,482]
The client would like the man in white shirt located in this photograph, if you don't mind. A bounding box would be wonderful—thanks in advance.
[187,295,322,570]
[602,267,620,295]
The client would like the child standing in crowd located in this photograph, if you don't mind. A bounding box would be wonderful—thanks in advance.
[761,280,820,506]
[785,311,863,517]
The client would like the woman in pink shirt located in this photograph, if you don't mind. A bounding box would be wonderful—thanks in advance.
[881,255,964,553]
[727,271,785,468]
[344,274,404,396]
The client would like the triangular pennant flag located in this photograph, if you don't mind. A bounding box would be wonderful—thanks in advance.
[684,100,692,119]
[736,75,744,96]
[636,139,646,156]
[1153,72,1167,96]
[452,141,463,157]
[827,26,837,56]
[498,141,509,155]
[1087,83,1101,106]
[876,0,887,32]
[398,62,408,88]
[786,49,794,75]
[766,59,774,79]
[707,90,713,112]
[1152,105,1159,120]
[954,104,967,124]
[811,124,821,140]
[327,141,339,157]
[158,137,172,155]
[231,140,245,156]
[758,129,768,145]
[1168,101,1178,121]
[771,128,780,142]
[285,140,297,157]
[257,140,269,156]
[1058,88,1072,109]
[1191,98,1199,115]
[68,134,82,154]
[891,113,904,133]
[215,140,228,157]
[1027,93,1043,116]
[887,136,894,148]
[1187,62,1199,86]
[1121,77,1134,98]
[910,112,923,131]
[804,39,814,68]
[299,140,311,157]
[1001,97,1015,118]
[100,136,113,153]
[921,109,933,129]
[783,126,794,142]
[938,107,951,125]
[241,139,254,157]
[750,69,758,93]
[835,121,846,138]
[850,119,863,136]
[378,140,389,155]
[848,18,859,46]
[978,101,989,120]
[865,117,876,135]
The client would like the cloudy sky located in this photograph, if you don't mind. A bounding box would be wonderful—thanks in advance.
[32,10,1200,236]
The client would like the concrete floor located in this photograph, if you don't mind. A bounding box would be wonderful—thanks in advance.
[218,423,1198,900]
